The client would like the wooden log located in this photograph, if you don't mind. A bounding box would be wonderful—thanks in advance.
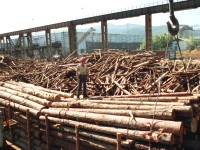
[0,86,52,107]
[125,61,150,78]
[0,98,40,116]
[31,138,60,150]
[134,142,177,150]
[12,113,27,124]
[51,101,84,108]
[113,81,131,95]
[0,82,61,101]
[146,71,169,91]
[44,123,134,148]
[76,102,193,117]
[0,91,45,111]
[108,92,192,98]
[47,125,133,148]
[177,95,199,102]
[50,129,132,150]
[51,101,190,112]
[5,135,29,150]
[39,116,175,145]
[51,108,176,120]
[14,123,41,138]
[42,132,111,150]
[12,112,40,128]
[85,100,185,106]
[45,114,50,150]
[94,96,178,102]
[41,122,133,147]
[7,81,74,98]
[95,57,110,78]
[40,110,183,137]
[10,126,43,150]
[61,98,75,102]
[41,131,126,150]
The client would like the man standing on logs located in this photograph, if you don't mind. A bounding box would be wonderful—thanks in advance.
[76,57,88,99]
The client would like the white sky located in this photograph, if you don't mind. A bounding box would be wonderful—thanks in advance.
[0,0,200,34]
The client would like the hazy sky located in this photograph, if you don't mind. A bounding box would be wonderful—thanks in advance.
[0,0,200,34]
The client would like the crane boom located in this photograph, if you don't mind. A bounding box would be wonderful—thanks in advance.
[77,27,95,45]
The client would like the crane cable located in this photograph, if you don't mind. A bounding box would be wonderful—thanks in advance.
[148,1,187,149]
[174,35,187,71]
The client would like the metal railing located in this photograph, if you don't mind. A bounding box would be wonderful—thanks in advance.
[72,0,188,21]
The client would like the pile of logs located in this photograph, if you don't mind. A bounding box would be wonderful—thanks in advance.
[1,51,200,96]
[0,81,200,149]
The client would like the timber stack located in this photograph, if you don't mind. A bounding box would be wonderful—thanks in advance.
[0,51,200,149]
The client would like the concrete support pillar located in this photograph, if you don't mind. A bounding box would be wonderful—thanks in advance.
[68,25,77,54]
[6,36,11,54]
[3,37,6,52]
[18,34,26,57]
[45,29,52,59]
[19,34,24,50]
[23,35,26,51]
[27,32,33,50]
[101,20,108,51]
[27,32,34,59]
[23,34,27,57]
[145,14,152,51]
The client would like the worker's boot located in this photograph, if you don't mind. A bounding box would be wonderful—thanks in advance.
[76,90,80,99]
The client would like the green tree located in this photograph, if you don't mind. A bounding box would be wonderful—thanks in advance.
[187,36,197,50]
[140,33,173,50]
[139,40,146,50]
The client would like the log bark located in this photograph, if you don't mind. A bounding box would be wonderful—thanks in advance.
[43,131,121,150]
[0,82,61,101]
[77,102,193,117]
[45,124,133,148]
[108,92,192,98]
[113,81,131,95]
[0,91,45,111]
[85,100,185,106]
[50,129,133,150]
[40,110,183,136]
[5,135,30,150]
[0,86,52,107]
[39,116,175,145]
[50,108,176,120]
[0,98,40,116]
[98,96,178,102]
[7,80,74,98]
[134,142,177,150]
[40,134,77,150]
[51,101,84,108]
[177,95,199,102]
[146,71,169,91]
[50,101,193,117]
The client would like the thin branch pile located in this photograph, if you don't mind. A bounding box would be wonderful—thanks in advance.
[1,51,200,96]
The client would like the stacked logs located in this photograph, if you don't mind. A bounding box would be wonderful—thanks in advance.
[0,81,200,149]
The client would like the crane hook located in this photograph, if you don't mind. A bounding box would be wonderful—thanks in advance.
[167,0,179,36]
